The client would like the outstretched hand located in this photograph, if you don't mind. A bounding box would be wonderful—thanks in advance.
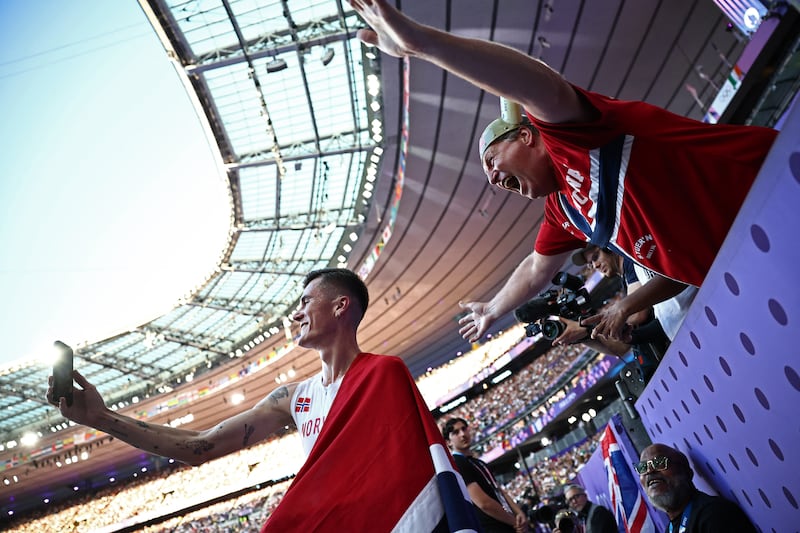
[349,0,424,58]
[458,301,496,342]
[47,370,106,427]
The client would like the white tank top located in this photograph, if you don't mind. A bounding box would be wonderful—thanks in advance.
[290,373,343,456]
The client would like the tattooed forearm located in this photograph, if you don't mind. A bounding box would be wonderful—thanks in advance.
[179,439,215,456]
[267,386,289,405]
[242,424,256,447]
[105,418,147,440]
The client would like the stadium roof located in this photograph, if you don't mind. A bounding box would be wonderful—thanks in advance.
[1,0,764,513]
[0,0,382,445]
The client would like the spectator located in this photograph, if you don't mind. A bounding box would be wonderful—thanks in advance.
[443,417,528,532]
[348,0,777,342]
[568,245,697,344]
[563,484,617,533]
[553,245,695,377]
[636,443,757,532]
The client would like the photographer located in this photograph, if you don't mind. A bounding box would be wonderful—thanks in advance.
[572,245,697,344]
[513,269,638,359]
[526,495,574,533]
[553,246,697,375]
[515,246,688,379]
[561,485,616,533]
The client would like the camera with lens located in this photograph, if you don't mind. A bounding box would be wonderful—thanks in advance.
[553,509,583,533]
[528,496,583,532]
[528,503,555,525]
[514,271,594,340]
[527,318,566,341]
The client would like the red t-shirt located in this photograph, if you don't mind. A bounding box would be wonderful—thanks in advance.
[532,86,777,286]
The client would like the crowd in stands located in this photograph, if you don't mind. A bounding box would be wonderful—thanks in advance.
[7,436,303,532]
[443,343,587,446]
[144,435,602,533]
[7,331,610,532]
[415,325,530,407]
[500,434,601,503]
[143,480,291,533]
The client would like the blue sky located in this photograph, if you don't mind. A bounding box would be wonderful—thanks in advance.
[0,2,231,367]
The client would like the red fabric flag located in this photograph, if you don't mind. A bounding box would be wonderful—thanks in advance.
[262,353,479,532]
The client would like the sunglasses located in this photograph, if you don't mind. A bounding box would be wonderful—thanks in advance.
[633,456,669,474]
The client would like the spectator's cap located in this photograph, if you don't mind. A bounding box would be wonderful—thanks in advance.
[479,99,530,158]
[571,245,599,267]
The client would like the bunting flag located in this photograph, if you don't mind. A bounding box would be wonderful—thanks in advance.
[262,353,480,532]
[600,424,657,533]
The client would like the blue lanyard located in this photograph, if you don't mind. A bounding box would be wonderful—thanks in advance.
[668,502,692,533]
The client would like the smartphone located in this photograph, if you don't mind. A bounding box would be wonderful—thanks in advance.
[52,340,74,407]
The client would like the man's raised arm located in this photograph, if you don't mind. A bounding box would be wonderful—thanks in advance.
[49,371,296,466]
[349,0,591,124]
[459,250,569,341]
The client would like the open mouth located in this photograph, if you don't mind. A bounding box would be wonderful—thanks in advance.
[501,175,521,194]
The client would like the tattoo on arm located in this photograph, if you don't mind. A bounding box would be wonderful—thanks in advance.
[181,440,215,456]
[267,386,289,406]
[242,424,255,447]
[107,419,137,440]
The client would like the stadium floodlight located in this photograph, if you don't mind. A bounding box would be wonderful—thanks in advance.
[266,57,288,73]
[321,47,335,66]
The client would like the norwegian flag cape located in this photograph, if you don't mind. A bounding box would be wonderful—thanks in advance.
[261,353,481,532]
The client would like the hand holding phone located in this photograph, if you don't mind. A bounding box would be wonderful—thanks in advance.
[52,340,74,407]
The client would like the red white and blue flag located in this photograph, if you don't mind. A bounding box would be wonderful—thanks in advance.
[262,353,480,532]
[601,424,657,533]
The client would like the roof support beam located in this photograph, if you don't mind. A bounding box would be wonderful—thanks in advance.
[187,14,359,74]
